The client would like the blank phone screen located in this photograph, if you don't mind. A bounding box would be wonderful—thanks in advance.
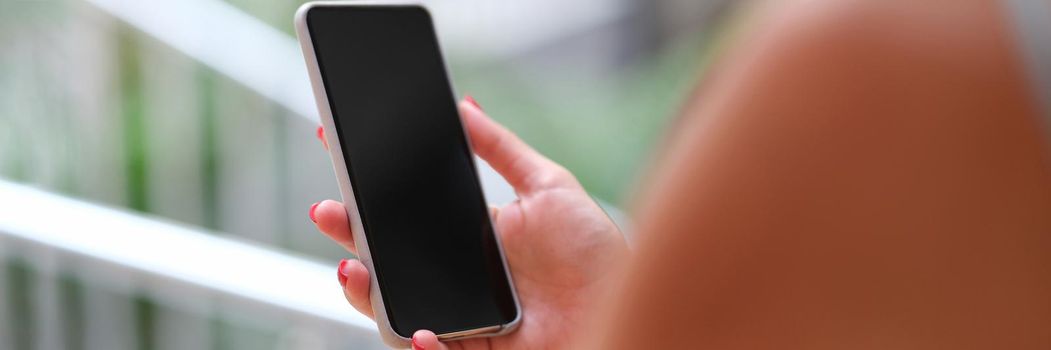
[306,5,517,337]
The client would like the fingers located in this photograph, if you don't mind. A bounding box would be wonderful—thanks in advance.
[412,330,450,350]
[333,260,468,349]
[459,97,578,195]
[333,258,465,348]
[311,200,357,254]
[337,259,375,319]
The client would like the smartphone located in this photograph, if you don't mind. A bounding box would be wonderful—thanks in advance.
[294,2,521,347]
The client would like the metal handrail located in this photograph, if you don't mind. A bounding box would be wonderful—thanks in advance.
[0,180,382,348]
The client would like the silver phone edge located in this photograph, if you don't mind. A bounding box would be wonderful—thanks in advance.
[293,2,522,348]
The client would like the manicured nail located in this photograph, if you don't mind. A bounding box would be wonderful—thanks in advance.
[465,95,482,110]
[317,126,329,149]
[412,336,425,350]
[337,259,349,287]
[309,202,320,223]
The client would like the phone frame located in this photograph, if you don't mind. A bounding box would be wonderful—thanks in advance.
[294,1,522,348]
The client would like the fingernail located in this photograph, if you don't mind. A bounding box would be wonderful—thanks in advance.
[337,259,349,287]
[309,202,320,223]
[465,95,482,110]
[411,336,425,350]
[317,126,329,149]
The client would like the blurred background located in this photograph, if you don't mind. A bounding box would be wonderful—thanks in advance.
[0,0,737,349]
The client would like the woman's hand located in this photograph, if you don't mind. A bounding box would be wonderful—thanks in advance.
[310,97,629,349]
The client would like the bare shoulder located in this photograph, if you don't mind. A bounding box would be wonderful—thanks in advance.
[661,0,1049,213]
[723,0,1021,106]
[610,2,1051,348]
[745,0,1008,62]
[676,0,1039,168]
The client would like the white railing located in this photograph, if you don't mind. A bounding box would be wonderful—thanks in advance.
[0,179,385,350]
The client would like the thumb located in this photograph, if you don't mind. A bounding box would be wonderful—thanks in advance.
[411,330,450,350]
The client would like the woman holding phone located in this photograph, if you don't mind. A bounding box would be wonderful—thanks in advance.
[310,0,1051,349]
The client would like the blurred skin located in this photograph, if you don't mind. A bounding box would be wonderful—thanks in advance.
[314,0,1051,348]
[594,0,1051,349]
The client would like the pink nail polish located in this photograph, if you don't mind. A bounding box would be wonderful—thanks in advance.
[309,202,320,223]
[412,336,425,350]
[337,259,349,287]
[317,126,330,149]
[465,95,482,111]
